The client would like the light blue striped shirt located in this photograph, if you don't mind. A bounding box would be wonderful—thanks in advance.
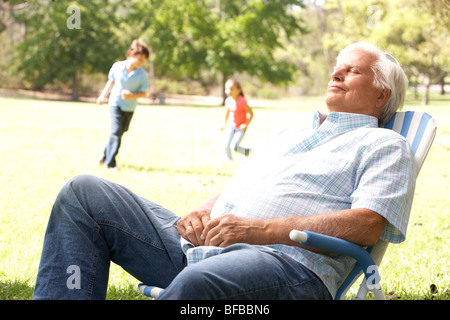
[108,60,148,112]
[182,111,417,298]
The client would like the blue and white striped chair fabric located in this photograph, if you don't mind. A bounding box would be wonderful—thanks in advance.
[292,111,437,300]
[384,111,437,173]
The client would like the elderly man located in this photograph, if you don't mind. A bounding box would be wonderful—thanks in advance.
[34,42,416,300]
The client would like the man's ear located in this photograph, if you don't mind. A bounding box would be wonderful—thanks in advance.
[376,88,390,108]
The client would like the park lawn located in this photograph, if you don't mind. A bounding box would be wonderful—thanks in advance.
[0,94,448,300]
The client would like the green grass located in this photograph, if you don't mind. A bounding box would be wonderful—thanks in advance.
[0,93,448,300]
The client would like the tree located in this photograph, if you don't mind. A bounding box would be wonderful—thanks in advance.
[10,0,307,99]
[127,0,308,97]
[11,0,125,100]
[316,0,449,105]
[368,0,450,104]
[211,0,307,85]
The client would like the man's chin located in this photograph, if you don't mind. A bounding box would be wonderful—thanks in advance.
[325,96,341,112]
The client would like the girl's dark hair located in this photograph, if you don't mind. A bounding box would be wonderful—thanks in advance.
[227,78,245,97]
[128,39,150,59]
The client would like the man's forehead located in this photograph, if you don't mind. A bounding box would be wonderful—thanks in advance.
[336,50,375,69]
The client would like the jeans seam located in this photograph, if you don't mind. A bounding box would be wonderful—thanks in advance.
[66,179,100,299]
[86,225,101,299]
[96,219,166,251]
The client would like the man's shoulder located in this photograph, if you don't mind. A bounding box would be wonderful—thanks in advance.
[351,127,411,156]
[356,126,407,143]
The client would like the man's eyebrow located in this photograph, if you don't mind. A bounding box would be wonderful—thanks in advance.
[334,63,363,70]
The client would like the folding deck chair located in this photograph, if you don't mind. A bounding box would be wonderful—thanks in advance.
[291,111,437,300]
[139,111,437,300]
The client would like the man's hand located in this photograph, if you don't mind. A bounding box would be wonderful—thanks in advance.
[201,214,265,247]
[177,209,211,246]
[177,195,220,246]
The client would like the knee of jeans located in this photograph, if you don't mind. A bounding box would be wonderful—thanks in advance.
[49,175,102,224]
[162,245,258,299]
[161,264,224,299]
[60,175,102,201]
[67,175,100,190]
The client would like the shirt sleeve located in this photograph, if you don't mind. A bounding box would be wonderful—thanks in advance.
[224,97,231,110]
[351,136,417,243]
[108,62,117,81]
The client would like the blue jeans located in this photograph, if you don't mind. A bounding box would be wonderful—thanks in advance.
[224,127,249,160]
[33,175,331,300]
[104,106,134,168]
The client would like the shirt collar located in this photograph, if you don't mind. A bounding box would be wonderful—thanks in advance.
[312,111,379,133]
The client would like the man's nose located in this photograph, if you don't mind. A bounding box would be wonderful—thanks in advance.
[331,68,344,82]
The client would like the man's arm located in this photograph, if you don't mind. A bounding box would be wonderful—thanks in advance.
[201,208,386,252]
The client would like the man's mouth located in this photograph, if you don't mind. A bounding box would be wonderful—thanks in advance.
[328,85,346,91]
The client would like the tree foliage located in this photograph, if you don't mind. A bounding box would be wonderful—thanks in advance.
[11,0,125,99]
[3,0,449,103]
[127,0,308,92]
[301,0,449,103]
[9,0,307,99]
[368,0,450,104]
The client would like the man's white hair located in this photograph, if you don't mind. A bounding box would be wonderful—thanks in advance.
[337,42,408,127]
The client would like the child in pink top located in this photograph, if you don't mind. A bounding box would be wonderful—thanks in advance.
[221,78,254,160]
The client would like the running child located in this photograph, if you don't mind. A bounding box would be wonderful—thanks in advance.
[221,78,254,160]
[96,39,149,170]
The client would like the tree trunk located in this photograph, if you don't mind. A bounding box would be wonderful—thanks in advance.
[71,72,79,101]
[422,83,430,105]
[221,72,228,106]
[439,73,446,95]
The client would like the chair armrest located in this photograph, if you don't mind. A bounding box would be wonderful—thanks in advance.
[138,284,164,298]
[289,230,381,290]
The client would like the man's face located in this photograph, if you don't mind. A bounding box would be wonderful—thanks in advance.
[325,49,388,118]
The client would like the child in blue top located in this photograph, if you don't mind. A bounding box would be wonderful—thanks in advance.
[97,39,149,170]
